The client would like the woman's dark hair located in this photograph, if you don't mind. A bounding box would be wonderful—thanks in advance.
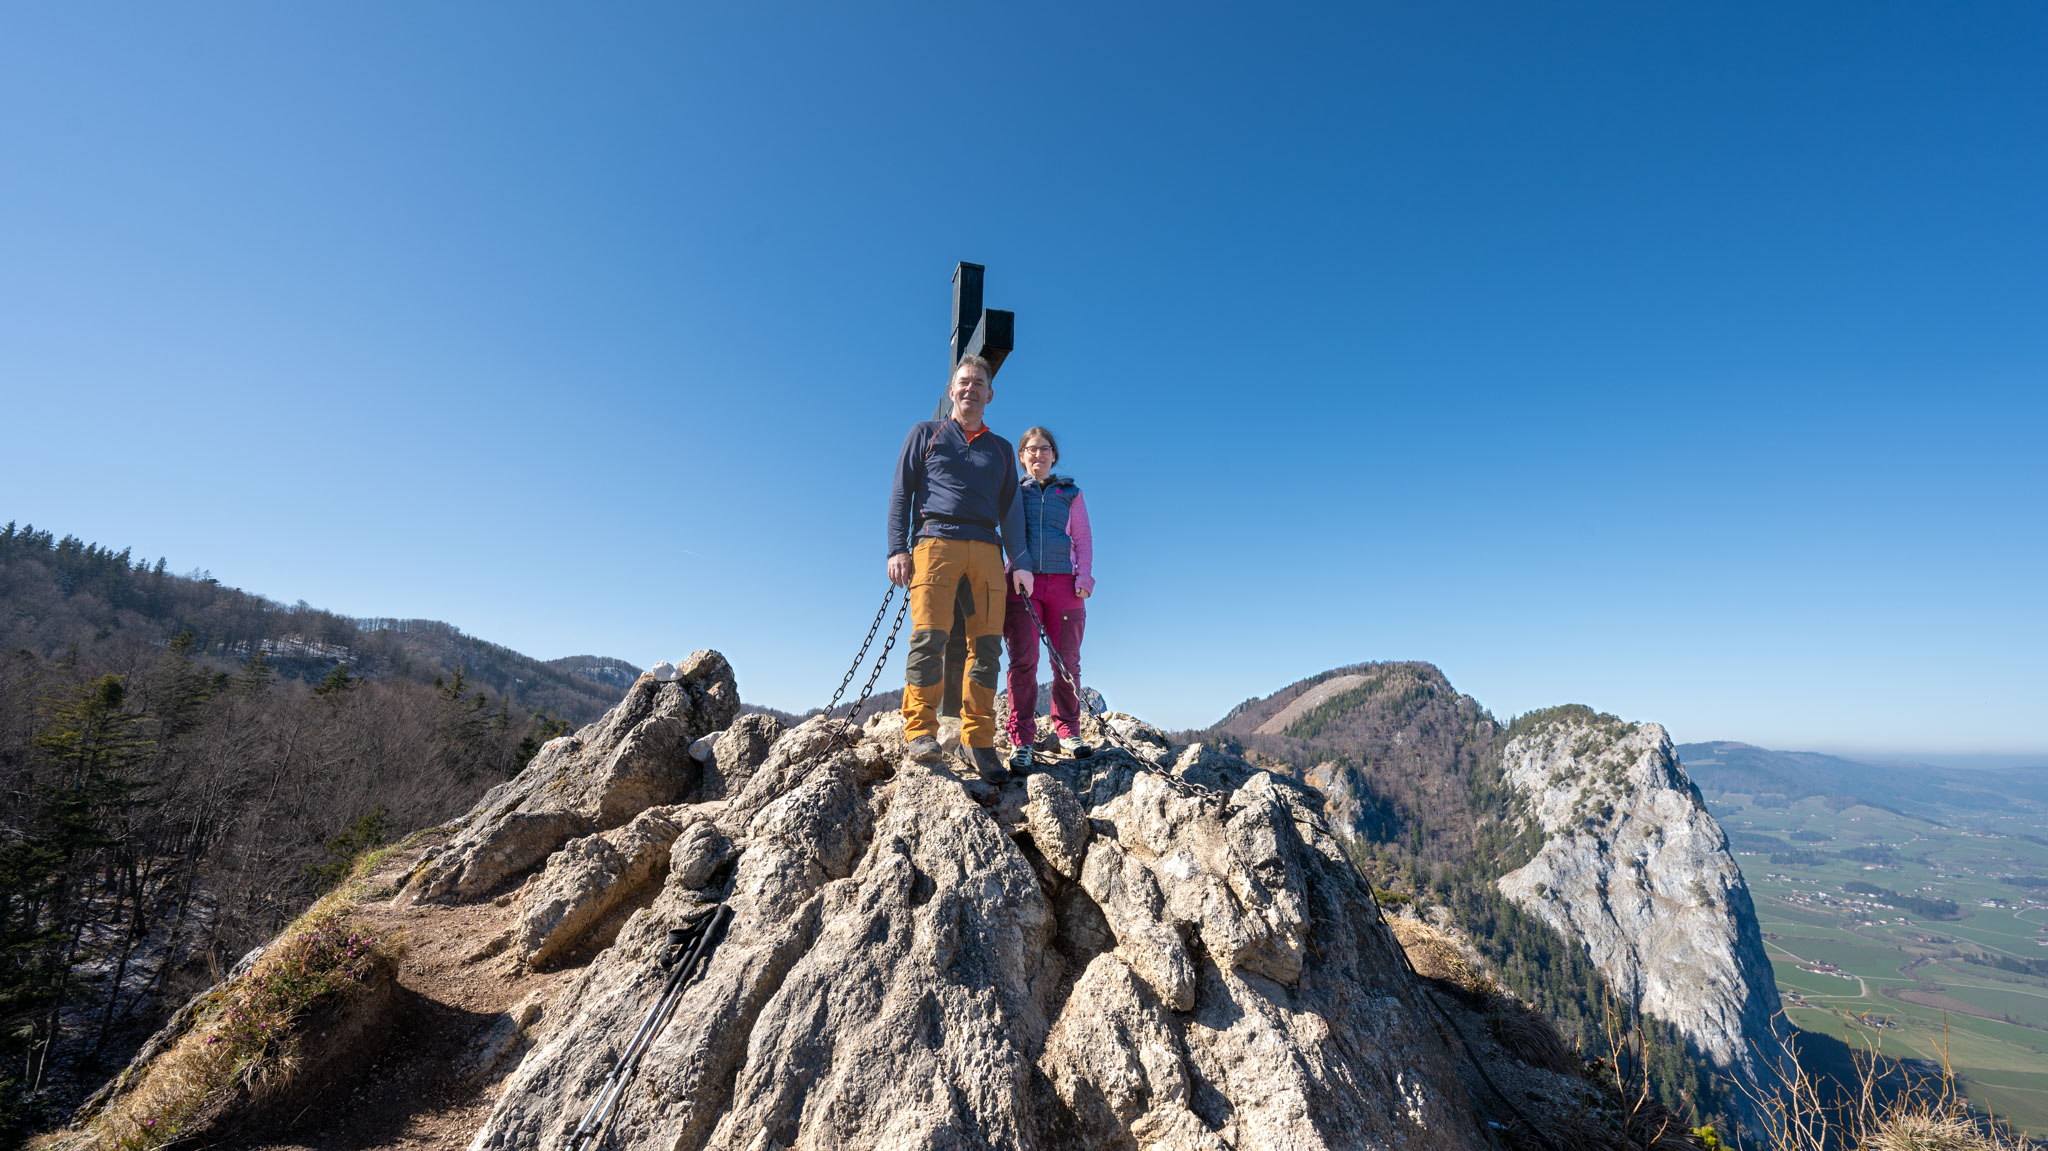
[1018,426,1058,465]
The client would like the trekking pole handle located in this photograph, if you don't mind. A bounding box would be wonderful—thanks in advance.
[567,905,731,1151]
[609,906,733,1106]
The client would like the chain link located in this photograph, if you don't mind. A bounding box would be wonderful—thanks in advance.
[824,584,1224,804]
[1020,596,1229,805]
[824,585,896,718]
[843,592,909,729]
[823,585,910,751]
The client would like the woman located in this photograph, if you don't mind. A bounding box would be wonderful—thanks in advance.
[1003,426,1094,771]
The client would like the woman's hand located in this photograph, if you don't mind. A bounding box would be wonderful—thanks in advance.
[1076,586,1091,599]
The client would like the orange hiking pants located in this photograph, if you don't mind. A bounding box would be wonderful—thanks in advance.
[902,537,1007,748]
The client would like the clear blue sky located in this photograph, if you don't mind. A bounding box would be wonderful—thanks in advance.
[3,3,2042,759]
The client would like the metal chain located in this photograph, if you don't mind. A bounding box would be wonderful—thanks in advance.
[823,585,910,750]
[1020,596,1229,805]
[823,583,1220,802]
[842,591,909,729]
[823,585,897,719]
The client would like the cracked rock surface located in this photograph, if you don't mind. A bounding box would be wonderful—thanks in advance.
[437,685,1487,1149]
[400,652,739,906]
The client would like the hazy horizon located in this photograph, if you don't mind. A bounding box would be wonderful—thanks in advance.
[1678,742,2048,773]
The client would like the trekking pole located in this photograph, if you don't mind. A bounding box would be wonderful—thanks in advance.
[567,903,732,1151]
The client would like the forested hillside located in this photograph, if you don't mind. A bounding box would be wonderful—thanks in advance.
[0,523,627,725]
[0,524,640,1138]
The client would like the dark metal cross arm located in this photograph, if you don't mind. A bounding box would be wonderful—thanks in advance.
[936,261,1015,420]
[963,308,1014,376]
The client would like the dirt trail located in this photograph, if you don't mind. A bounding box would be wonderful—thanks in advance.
[226,842,579,1151]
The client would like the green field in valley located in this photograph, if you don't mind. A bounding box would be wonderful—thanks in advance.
[1704,789,2048,1133]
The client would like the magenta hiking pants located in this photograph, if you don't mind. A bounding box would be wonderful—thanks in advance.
[1004,573,1087,746]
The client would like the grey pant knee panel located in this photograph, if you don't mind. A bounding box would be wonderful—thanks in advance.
[906,629,949,688]
[968,633,1003,689]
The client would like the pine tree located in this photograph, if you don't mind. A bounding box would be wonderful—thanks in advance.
[312,663,358,697]
[8,676,153,1099]
[431,665,494,781]
[234,651,274,697]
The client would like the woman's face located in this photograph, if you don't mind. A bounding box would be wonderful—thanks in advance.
[1019,435,1055,481]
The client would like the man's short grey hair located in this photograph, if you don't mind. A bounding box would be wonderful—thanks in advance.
[953,354,993,383]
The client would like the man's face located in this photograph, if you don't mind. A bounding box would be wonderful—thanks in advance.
[949,365,992,421]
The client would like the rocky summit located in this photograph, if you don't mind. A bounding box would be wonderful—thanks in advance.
[461,682,1493,1149]
[64,652,1700,1151]
[1496,710,1785,1123]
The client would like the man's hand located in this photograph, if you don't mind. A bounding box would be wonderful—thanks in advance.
[1011,569,1034,597]
[888,553,912,588]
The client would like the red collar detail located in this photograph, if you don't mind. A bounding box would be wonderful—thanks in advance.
[951,418,989,445]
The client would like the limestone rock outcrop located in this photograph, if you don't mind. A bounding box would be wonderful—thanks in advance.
[509,805,691,969]
[406,663,1496,1149]
[399,652,738,905]
[1495,711,1784,1117]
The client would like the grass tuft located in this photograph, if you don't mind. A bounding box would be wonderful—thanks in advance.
[1744,1015,2040,1151]
[52,855,402,1151]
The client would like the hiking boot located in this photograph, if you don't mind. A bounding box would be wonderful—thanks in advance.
[1009,745,1035,774]
[905,735,943,763]
[968,746,1010,784]
[1060,736,1093,759]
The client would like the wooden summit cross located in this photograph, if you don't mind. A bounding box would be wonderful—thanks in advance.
[936,262,1015,718]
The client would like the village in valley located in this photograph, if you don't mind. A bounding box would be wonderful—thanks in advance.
[1708,787,2048,1129]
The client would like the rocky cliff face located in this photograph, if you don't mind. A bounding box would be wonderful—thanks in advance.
[1494,711,1783,1113]
[453,685,1497,1151]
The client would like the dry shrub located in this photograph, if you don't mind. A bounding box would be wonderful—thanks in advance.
[1871,1111,2002,1151]
[1743,1015,2039,1151]
[1487,997,1579,1076]
[1582,991,1713,1151]
[1389,914,1494,995]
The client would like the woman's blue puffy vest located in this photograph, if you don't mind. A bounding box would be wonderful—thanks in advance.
[1020,476,1079,575]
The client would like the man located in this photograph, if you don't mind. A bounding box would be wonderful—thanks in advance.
[886,354,1032,779]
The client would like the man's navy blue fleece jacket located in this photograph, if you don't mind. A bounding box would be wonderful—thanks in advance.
[887,419,1026,564]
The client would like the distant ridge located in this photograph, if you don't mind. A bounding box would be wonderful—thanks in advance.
[1677,740,2048,814]
[546,654,644,690]
[0,521,634,724]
